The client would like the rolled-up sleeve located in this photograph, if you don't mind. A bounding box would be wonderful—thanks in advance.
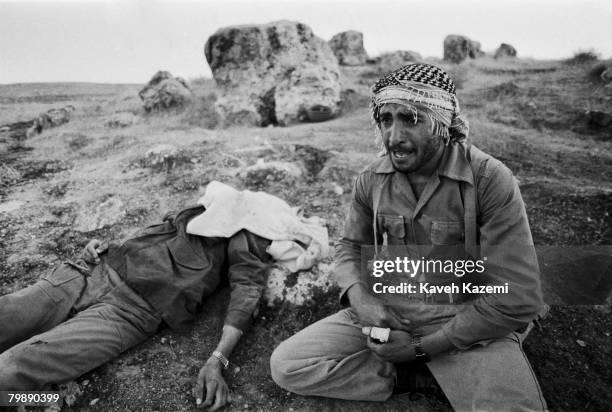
[441,161,547,349]
[224,230,272,332]
[335,172,381,304]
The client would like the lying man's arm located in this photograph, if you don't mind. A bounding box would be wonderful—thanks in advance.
[194,230,272,411]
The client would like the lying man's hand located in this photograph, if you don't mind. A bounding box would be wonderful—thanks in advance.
[362,328,416,363]
[348,284,411,331]
[82,239,108,264]
[194,358,230,411]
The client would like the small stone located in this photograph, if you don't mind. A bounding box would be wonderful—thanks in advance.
[82,379,89,387]
[161,337,167,344]
[89,398,99,406]
[332,183,344,195]
[105,112,139,128]
[576,339,587,347]
[233,366,241,374]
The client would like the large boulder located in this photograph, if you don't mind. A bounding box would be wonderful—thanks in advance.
[494,43,517,59]
[204,20,342,127]
[328,30,368,66]
[139,71,193,112]
[443,34,483,63]
[377,50,422,70]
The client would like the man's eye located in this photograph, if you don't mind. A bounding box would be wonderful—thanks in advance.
[380,117,392,126]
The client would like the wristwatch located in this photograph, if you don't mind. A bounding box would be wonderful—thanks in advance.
[412,335,431,363]
[212,350,230,369]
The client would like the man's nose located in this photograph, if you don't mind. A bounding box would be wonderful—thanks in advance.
[388,122,404,147]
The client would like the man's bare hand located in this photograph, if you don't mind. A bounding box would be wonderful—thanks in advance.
[347,284,411,330]
[194,359,230,411]
[82,239,108,264]
[363,328,416,363]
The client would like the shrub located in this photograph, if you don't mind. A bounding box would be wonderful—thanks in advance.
[566,49,599,65]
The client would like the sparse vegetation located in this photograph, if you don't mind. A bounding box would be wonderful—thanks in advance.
[566,49,600,65]
[0,54,611,411]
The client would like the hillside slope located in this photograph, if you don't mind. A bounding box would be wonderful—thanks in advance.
[0,57,611,411]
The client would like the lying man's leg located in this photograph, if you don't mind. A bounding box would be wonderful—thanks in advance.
[427,331,547,411]
[0,264,84,352]
[0,297,161,390]
[270,308,396,401]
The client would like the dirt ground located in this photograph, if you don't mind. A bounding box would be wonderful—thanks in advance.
[1,57,611,411]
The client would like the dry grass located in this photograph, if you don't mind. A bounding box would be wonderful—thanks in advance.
[0,56,611,411]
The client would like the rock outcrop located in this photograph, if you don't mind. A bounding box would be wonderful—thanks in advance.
[204,20,341,126]
[74,197,126,232]
[494,43,517,59]
[601,67,612,83]
[443,34,483,63]
[0,106,74,142]
[139,71,193,112]
[376,50,422,70]
[328,30,368,66]
[105,112,139,128]
[141,144,186,172]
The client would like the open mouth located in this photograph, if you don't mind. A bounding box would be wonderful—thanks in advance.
[392,149,415,159]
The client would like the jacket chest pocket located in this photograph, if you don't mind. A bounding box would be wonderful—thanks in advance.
[166,236,209,271]
[377,214,406,245]
[430,220,465,245]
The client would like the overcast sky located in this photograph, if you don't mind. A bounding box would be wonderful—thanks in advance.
[1,0,611,84]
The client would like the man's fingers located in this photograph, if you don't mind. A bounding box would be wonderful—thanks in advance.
[208,386,226,411]
[194,370,205,406]
[386,309,411,330]
[84,240,102,262]
[384,316,404,331]
[97,241,109,253]
[202,380,217,407]
[361,326,372,336]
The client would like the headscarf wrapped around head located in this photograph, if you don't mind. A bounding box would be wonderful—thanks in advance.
[371,63,469,150]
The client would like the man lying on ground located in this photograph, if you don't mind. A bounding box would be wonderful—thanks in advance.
[0,204,272,411]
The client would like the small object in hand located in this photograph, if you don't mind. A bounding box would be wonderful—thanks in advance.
[369,326,391,344]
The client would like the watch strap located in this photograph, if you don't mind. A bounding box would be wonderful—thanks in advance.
[212,350,230,369]
[412,335,431,363]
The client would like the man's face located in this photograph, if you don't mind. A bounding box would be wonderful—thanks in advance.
[378,103,443,174]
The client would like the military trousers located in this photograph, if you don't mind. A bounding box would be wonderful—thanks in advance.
[0,259,161,390]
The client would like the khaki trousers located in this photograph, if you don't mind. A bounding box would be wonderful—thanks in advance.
[270,309,547,412]
[0,259,161,390]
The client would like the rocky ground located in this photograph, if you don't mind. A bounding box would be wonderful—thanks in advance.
[1,56,611,411]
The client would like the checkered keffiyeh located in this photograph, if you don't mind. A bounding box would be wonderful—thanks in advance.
[372,63,456,95]
[371,63,469,144]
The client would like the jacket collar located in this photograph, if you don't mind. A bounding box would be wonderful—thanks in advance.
[373,142,474,185]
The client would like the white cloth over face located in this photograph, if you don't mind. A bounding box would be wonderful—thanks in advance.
[186,181,330,272]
